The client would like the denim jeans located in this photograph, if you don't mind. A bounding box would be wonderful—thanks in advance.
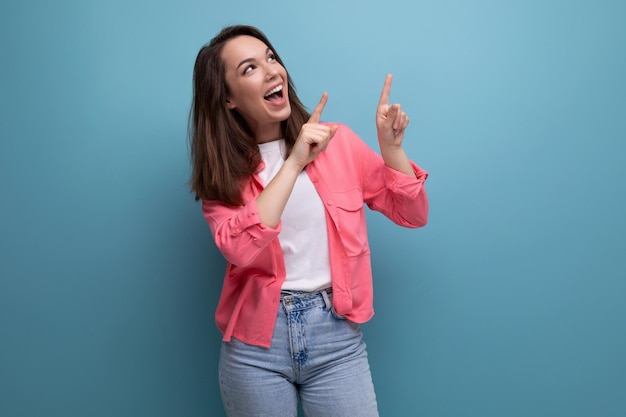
[219,289,379,417]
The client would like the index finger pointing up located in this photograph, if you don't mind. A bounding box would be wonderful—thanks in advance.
[308,92,328,124]
[378,74,393,107]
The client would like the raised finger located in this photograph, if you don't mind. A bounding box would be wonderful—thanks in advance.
[378,74,393,107]
[308,92,328,124]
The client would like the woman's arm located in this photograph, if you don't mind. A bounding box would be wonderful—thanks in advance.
[256,93,337,228]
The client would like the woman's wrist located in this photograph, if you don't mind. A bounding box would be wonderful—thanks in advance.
[379,144,416,178]
[283,154,306,174]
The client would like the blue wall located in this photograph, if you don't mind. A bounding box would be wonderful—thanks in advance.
[1,0,625,416]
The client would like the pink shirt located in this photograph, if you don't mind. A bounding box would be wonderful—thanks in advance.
[202,124,429,348]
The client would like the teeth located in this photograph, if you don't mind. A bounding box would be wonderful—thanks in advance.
[264,84,283,98]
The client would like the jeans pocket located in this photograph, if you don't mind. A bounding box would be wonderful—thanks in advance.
[330,305,348,321]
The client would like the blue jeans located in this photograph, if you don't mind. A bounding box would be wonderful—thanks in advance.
[219,289,379,417]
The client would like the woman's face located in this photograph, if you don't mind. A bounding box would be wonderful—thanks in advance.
[221,35,291,142]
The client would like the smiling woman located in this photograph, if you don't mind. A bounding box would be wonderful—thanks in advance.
[222,36,292,142]
[189,26,311,207]
[189,24,429,417]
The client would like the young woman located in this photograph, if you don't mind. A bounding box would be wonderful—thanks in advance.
[190,25,428,417]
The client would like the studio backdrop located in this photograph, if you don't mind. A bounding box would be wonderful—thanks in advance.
[1,0,625,416]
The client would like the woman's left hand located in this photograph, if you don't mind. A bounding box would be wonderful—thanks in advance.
[375,74,409,148]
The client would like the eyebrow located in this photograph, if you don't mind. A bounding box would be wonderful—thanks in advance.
[236,47,272,70]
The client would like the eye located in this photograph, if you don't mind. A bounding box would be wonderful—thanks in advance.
[268,53,276,62]
[243,64,255,75]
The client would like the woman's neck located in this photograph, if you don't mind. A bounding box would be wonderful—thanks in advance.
[252,122,282,144]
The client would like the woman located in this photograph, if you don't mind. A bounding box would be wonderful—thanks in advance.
[190,25,428,417]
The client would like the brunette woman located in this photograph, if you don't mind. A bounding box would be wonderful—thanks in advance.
[190,25,428,417]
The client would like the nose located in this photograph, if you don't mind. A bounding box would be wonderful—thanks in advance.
[264,62,279,78]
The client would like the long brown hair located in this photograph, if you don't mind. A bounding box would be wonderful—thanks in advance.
[189,25,310,205]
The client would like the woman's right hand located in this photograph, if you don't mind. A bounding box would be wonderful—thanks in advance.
[286,93,338,172]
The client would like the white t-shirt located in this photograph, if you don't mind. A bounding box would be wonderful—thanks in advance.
[257,140,332,291]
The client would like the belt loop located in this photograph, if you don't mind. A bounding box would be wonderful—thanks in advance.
[321,289,331,311]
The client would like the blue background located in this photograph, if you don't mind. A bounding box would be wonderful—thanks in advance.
[1,0,625,416]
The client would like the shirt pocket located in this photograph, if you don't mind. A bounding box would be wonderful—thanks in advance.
[332,188,369,257]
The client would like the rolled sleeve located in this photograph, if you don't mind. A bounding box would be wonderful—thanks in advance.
[202,198,281,266]
[383,161,429,197]
[367,160,429,228]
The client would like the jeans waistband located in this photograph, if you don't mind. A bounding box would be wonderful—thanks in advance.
[280,288,333,311]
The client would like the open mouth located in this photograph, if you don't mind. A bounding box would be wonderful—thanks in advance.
[264,84,284,102]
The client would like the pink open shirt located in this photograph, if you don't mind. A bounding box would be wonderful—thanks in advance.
[202,124,429,348]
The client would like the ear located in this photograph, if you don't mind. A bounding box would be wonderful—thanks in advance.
[225,97,236,110]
